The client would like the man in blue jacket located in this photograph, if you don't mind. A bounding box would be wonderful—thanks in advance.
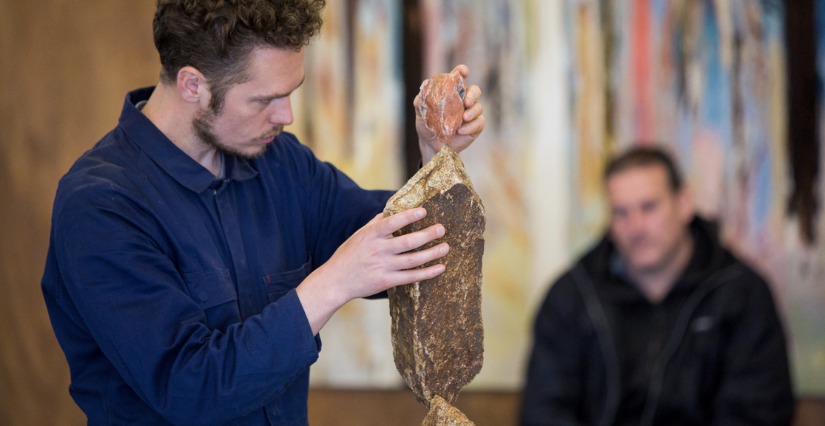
[41,1,485,425]
[521,146,794,426]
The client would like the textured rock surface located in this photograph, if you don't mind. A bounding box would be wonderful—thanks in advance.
[419,69,466,144]
[384,145,485,406]
[421,396,477,426]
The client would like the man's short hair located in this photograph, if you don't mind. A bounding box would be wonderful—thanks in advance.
[153,0,325,112]
[604,145,684,192]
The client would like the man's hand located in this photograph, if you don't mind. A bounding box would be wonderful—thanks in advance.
[415,64,486,164]
[296,208,448,335]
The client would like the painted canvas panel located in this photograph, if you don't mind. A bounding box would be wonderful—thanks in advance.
[565,0,612,254]
[283,0,825,394]
[289,0,404,189]
[566,0,825,395]
[420,0,539,389]
[292,0,564,390]
[287,0,406,387]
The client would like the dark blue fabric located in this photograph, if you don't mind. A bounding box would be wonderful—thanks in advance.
[41,87,394,426]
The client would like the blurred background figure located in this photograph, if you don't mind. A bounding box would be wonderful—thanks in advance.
[520,146,794,426]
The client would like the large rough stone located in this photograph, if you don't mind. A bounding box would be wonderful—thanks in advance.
[421,396,477,426]
[384,145,485,407]
[419,69,466,144]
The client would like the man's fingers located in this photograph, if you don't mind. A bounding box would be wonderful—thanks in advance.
[376,208,427,236]
[462,100,483,123]
[463,85,482,108]
[394,242,449,270]
[392,263,447,286]
[452,64,470,78]
[388,224,446,254]
[458,114,486,136]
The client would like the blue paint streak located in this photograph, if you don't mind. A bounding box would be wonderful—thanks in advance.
[752,152,773,230]
[699,5,733,155]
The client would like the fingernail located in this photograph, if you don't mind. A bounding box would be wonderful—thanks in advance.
[437,225,445,237]
[440,244,449,255]
[414,209,425,219]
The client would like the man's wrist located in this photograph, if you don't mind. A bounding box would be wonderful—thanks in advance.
[419,140,438,165]
[295,266,348,335]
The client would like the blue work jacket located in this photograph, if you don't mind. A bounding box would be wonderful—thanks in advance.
[41,87,393,425]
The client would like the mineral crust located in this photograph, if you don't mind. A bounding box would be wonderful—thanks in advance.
[421,396,477,426]
[384,145,485,407]
[419,69,466,144]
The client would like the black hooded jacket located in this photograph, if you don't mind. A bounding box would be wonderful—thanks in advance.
[520,217,794,426]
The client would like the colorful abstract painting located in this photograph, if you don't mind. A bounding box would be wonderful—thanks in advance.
[294,0,556,390]
[287,0,824,395]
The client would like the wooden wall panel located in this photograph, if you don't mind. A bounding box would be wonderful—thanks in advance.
[307,389,520,426]
[308,390,825,426]
[795,399,825,426]
[0,1,159,425]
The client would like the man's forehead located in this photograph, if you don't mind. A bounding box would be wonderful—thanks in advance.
[250,75,305,99]
[243,46,305,93]
[606,165,672,200]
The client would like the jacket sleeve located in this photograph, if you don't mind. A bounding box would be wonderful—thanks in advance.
[710,271,795,426]
[286,134,394,270]
[51,183,320,426]
[520,275,589,426]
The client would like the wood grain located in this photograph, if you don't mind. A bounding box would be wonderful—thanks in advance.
[0,1,158,425]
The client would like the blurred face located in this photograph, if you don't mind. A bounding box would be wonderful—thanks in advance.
[193,46,304,159]
[607,165,693,274]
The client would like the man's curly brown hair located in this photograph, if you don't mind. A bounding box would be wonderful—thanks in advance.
[153,0,325,112]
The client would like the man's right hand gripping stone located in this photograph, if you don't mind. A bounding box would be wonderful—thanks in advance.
[296,207,448,335]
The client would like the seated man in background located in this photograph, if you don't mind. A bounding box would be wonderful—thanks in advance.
[520,146,794,426]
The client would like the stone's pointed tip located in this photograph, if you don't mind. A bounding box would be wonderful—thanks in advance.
[422,396,477,426]
[436,144,457,158]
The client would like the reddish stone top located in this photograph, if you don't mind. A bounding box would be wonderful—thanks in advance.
[419,69,467,145]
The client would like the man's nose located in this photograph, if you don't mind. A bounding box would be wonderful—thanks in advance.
[626,209,647,233]
[269,98,294,126]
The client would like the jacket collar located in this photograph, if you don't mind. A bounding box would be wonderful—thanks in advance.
[583,216,732,301]
[118,87,258,193]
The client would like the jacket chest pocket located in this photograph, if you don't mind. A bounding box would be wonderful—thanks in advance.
[262,260,312,304]
[182,268,239,330]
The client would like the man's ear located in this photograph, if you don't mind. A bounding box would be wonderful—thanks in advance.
[177,66,210,107]
[677,184,695,223]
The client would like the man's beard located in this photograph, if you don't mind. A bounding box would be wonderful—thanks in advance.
[192,109,282,160]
